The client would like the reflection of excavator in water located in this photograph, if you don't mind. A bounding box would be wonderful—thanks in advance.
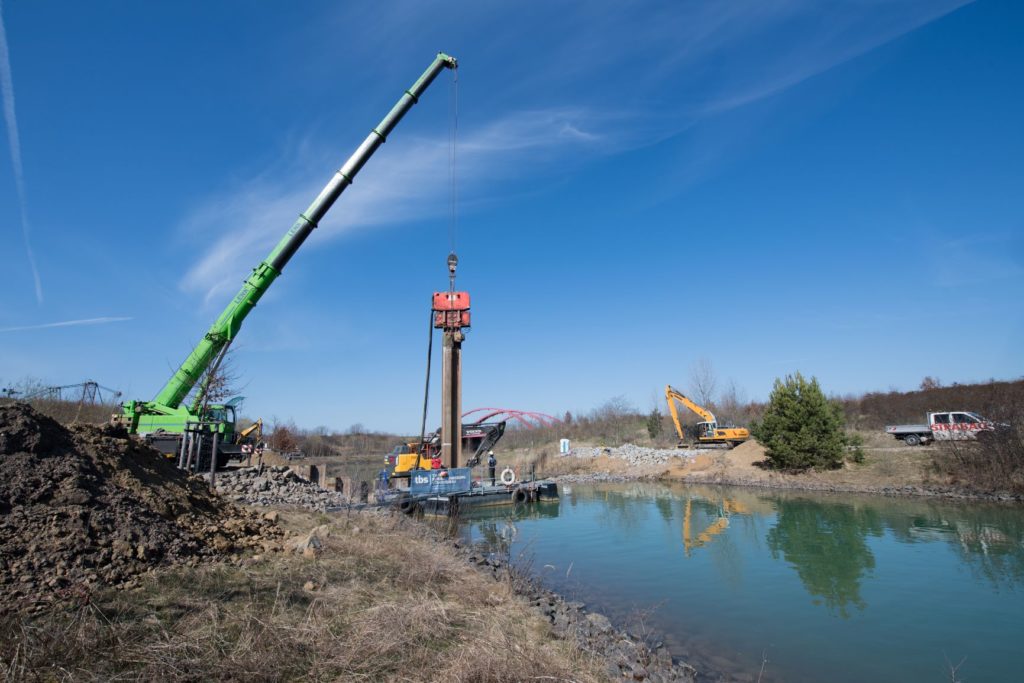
[682,496,751,556]
[665,385,750,449]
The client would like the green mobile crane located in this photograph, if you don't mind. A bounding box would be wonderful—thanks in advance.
[116,53,458,460]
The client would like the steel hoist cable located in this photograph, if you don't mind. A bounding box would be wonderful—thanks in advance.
[418,308,435,457]
[448,66,459,257]
[419,67,460,461]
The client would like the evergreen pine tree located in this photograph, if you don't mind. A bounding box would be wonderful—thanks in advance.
[751,372,860,470]
[646,408,663,440]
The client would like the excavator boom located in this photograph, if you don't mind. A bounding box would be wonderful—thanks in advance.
[666,385,717,425]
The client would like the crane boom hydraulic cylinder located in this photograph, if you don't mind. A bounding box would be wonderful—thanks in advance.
[123,53,457,436]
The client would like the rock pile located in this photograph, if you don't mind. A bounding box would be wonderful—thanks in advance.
[570,443,699,467]
[0,403,281,614]
[210,466,349,511]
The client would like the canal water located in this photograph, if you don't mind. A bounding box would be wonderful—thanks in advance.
[459,482,1024,682]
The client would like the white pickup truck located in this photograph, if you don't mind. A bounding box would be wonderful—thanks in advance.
[885,411,999,446]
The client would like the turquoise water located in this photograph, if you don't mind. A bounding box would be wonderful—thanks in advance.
[459,483,1024,682]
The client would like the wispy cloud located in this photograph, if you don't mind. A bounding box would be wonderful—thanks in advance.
[178,0,974,302]
[0,1,42,304]
[0,316,132,333]
[324,1,973,134]
[691,1,975,116]
[179,108,604,302]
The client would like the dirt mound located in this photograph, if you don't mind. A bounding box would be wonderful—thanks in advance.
[728,439,767,464]
[0,403,280,614]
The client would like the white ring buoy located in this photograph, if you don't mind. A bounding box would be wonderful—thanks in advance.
[499,467,516,486]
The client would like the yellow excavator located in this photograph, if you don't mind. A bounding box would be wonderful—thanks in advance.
[665,385,750,448]
[384,421,506,478]
[238,418,263,444]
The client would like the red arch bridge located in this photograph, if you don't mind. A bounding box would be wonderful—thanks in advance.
[462,408,562,429]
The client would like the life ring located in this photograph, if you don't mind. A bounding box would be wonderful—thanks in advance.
[499,468,516,486]
[512,488,528,504]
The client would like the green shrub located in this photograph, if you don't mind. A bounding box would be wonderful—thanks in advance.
[751,373,861,471]
[646,409,663,440]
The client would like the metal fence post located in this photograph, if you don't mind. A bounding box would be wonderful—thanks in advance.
[177,422,190,469]
[210,431,218,489]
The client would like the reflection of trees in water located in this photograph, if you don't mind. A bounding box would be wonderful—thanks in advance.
[472,520,518,557]
[472,483,1024,621]
[948,514,1024,585]
[595,489,651,532]
[708,525,743,589]
[463,502,562,559]
[872,501,1024,587]
[709,513,772,590]
[655,495,673,524]
[767,499,883,618]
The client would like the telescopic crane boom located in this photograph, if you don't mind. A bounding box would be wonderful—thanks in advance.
[118,53,458,448]
[665,384,750,448]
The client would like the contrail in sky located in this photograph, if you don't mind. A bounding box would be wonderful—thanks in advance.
[0,1,43,304]
[0,316,133,333]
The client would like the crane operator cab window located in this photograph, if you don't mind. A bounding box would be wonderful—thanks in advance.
[208,406,236,429]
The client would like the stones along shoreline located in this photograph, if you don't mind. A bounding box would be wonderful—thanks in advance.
[458,543,697,682]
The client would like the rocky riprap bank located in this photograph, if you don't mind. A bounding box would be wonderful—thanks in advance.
[209,465,350,511]
[463,548,696,682]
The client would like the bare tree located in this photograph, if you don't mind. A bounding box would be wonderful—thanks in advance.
[689,357,718,407]
[268,417,300,453]
[717,379,748,426]
[588,396,639,445]
[591,395,635,420]
[187,347,243,412]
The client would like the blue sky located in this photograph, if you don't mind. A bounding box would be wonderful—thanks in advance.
[1,0,1021,433]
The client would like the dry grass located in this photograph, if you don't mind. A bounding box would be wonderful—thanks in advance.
[930,427,1024,494]
[0,397,113,426]
[0,511,605,683]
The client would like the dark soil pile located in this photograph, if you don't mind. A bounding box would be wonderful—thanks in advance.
[0,403,281,614]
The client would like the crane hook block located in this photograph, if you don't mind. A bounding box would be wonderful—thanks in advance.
[433,291,471,330]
